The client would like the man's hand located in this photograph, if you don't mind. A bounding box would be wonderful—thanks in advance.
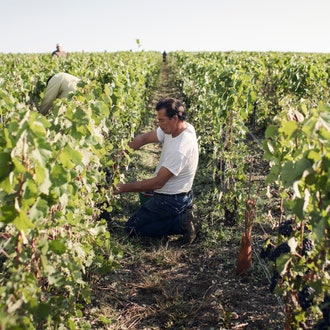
[114,183,125,195]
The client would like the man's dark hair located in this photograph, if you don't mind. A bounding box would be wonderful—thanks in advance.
[155,98,186,121]
[46,74,55,85]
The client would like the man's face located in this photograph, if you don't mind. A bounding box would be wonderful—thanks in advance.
[157,108,176,134]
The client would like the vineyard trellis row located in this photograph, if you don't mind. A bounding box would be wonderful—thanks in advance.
[0,50,329,329]
[168,51,330,329]
[0,52,161,329]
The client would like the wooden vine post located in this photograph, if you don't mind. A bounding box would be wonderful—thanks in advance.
[236,198,256,276]
[236,161,256,276]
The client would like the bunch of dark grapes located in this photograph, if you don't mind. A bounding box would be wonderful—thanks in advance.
[269,243,291,261]
[260,244,273,260]
[298,285,314,310]
[302,238,314,256]
[278,219,293,237]
[269,270,280,293]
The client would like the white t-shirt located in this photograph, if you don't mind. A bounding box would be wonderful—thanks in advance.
[154,123,199,195]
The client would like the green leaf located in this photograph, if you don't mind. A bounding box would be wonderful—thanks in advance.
[263,140,275,159]
[11,157,27,173]
[0,176,14,193]
[24,178,38,196]
[266,169,279,184]
[35,162,51,194]
[28,115,47,137]
[307,149,321,163]
[35,162,46,185]
[99,315,114,325]
[31,148,52,166]
[36,236,49,255]
[280,161,294,185]
[292,198,305,220]
[13,210,35,232]
[51,164,70,186]
[319,126,330,141]
[302,116,316,136]
[59,145,82,169]
[49,239,67,255]
[28,302,51,323]
[68,318,77,330]
[0,152,13,181]
[19,179,38,211]
[316,111,330,132]
[281,159,311,187]
[265,125,278,139]
[279,121,297,137]
[276,253,292,276]
[0,205,19,224]
[295,158,311,176]
[313,217,326,241]
[73,107,90,125]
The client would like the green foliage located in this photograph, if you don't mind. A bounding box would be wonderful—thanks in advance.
[0,51,161,329]
[1,50,330,329]
[169,51,330,327]
[169,52,255,223]
[264,103,330,327]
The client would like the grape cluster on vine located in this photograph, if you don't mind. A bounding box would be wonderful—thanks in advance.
[268,242,291,262]
[302,238,314,256]
[278,219,294,237]
[298,285,314,310]
[260,243,273,260]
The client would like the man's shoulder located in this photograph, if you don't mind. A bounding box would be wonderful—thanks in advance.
[52,51,67,57]
[182,123,197,139]
[55,72,79,81]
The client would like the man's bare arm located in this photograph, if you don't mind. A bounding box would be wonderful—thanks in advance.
[129,130,159,150]
[114,166,173,194]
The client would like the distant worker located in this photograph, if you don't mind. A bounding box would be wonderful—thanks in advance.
[52,43,67,57]
[162,51,167,62]
[39,72,79,115]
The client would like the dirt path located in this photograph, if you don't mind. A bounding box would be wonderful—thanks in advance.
[153,61,182,100]
[89,62,285,329]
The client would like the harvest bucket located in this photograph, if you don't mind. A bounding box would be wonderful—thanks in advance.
[139,191,153,205]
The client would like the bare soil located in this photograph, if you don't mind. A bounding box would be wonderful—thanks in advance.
[86,61,286,329]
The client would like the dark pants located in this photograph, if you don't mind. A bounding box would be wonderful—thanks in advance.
[125,191,193,237]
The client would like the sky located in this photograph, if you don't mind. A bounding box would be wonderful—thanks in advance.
[1,0,329,54]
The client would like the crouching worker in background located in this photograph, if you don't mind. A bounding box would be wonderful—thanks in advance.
[39,72,79,115]
[114,98,199,243]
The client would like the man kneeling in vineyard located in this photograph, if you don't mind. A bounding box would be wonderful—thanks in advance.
[114,98,199,243]
[39,72,79,115]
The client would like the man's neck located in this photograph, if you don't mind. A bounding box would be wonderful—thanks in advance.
[172,122,187,137]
